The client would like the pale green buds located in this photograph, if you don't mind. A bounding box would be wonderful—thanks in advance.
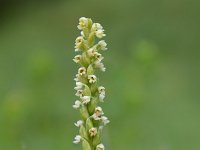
[73,17,110,150]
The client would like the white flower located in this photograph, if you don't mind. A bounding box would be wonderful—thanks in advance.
[75,90,83,97]
[87,48,96,57]
[95,29,106,38]
[75,48,80,52]
[95,107,104,116]
[98,86,105,102]
[75,36,84,50]
[98,86,105,94]
[92,23,106,38]
[73,135,82,144]
[81,31,85,37]
[93,106,104,120]
[94,61,106,72]
[78,67,86,75]
[74,82,84,90]
[101,116,110,125]
[99,94,105,102]
[96,144,105,150]
[73,55,82,63]
[72,100,81,109]
[74,120,83,127]
[91,23,103,31]
[94,52,104,61]
[89,127,97,137]
[81,96,91,104]
[77,17,88,30]
[88,75,97,83]
[74,74,80,82]
[98,40,107,51]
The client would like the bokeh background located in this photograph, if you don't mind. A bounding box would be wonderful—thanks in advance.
[0,0,200,150]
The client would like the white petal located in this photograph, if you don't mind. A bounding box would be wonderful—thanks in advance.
[74,120,83,127]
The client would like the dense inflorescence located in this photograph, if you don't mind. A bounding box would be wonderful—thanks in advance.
[72,17,109,150]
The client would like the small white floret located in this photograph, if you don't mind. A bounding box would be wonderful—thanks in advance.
[73,135,82,144]
[88,75,97,83]
[89,127,97,137]
[98,40,108,51]
[74,120,83,127]
[72,100,81,109]
[81,96,91,104]
[96,143,105,150]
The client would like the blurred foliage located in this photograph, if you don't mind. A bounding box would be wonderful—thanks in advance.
[0,0,200,150]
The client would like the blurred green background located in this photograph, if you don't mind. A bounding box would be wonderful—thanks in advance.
[0,0,200,150]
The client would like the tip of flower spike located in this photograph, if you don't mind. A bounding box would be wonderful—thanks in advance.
[77,17,93,31]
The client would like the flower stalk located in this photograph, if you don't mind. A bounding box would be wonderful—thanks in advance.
[72,17,109,150]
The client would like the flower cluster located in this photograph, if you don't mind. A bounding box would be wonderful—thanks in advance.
[72,17,109,150]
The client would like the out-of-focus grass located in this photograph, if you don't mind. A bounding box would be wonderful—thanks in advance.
[0,0,200,150]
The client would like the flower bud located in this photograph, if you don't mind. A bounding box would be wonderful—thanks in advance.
[89,127,97,137]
